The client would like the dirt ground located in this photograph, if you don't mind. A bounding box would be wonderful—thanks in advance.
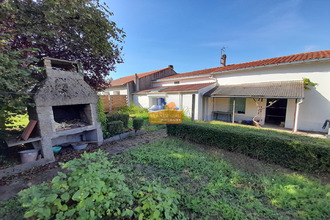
[0,129,167,201]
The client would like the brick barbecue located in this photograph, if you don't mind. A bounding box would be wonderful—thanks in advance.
[27,57,103,161]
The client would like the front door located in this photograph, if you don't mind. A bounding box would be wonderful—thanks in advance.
[265,99,287,125]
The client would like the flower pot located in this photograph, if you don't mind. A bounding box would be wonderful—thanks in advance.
[19,149,39,164]
[72,143,88,151]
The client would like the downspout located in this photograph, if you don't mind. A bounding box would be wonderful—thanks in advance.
[293,98,303,132]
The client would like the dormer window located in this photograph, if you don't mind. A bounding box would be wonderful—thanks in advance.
[174,81,180,84]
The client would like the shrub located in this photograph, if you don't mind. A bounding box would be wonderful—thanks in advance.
[167,121,330,173]
[18,150,134,220]
[118,104,148,115]
[106,113,129,128]
[133,118,144,131]
[106,120,123,138]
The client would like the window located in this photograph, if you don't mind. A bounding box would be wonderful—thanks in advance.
[229,98,246,114]
[174,81,180,84]
[113,91,120,95]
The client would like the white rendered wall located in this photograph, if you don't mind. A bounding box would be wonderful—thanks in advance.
[104,86,128,95]
[153,76,215,87]
[133,94,149,108]
[213,61,330,132]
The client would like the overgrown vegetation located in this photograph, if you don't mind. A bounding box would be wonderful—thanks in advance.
[113,139,330,219]
[17,150,184,220]
[2,139,329,219]
[167,121,330,173]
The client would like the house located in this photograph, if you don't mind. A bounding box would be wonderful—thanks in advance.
[132,50,330,133]
[103,65,176,105]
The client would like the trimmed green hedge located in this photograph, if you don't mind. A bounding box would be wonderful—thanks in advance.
[106,121,124,138]
[133,118,144,131]
[106,113,129,128]
[167,121,330,173]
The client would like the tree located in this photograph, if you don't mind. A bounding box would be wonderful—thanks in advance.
[1,0,125,90]
[0,0,124,132]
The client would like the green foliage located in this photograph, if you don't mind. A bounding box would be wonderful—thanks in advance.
[133,182,185,220]
[106,113,129,128]
[264,173,330,219]
[104,120,124,138]
[133,118,144,131]
[167,121,330,173]
[18,150,133,220]
[2,0,125,90]
[112,138,330,219]
[5,113,29,130]
[0,197,27,220]
[96,97,107,135]
[118,104,148,115]
[303,78,318,90]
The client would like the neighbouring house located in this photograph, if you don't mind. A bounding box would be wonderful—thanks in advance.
[132,50,330,133]
[101,66,176,110]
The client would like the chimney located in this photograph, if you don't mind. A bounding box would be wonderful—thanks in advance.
[221,54,227,67]
[168,65,174,69]
[134,73,140,91]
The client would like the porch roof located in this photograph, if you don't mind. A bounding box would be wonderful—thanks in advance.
[134,83,215,94]
[204,80,304,99]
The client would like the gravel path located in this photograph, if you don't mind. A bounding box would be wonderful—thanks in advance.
[0,129,167,201]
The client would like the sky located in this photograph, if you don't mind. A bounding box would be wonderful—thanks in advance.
[105,0,330,80]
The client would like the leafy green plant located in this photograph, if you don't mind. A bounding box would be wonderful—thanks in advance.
[18,150,134,220]
[133,118,144,131]
[133,182,186,220]
[303,78,318,90]
[0,197,27,220]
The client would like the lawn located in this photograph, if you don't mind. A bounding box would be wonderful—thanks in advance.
[1,138,329,219]
[113,138,329,219]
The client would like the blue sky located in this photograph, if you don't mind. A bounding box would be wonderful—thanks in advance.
[106,0,330,79]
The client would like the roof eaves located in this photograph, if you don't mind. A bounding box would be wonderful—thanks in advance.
[155,73,212,82]
[211,57,330,75]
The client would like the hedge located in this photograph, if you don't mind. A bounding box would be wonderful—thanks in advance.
[106,113,129,128]
[106,121,124,138]
[133,118,144,131]
[167,121,330,173]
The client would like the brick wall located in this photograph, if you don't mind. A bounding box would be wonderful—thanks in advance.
[100,95,127,113]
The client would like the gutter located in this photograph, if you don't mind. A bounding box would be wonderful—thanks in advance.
[211,57,330,76]
[207,95,304,99]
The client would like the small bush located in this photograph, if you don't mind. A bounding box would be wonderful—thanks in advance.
[133,118,144,131]
[106,120,123,138]
[106,113,129,128]
[18,150,133,220]
[118,104,148,115]
[167,121,330,173]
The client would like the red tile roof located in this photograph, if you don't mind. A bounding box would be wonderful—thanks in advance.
[158,50,330,81]
[109,67,172,86]
[136,83,216,94]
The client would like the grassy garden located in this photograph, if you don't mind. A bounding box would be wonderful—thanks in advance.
[1,138,329,219]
